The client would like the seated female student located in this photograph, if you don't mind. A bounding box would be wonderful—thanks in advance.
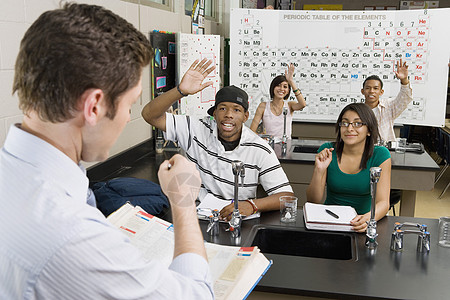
[306,103,391,232]
[250,63,306,139]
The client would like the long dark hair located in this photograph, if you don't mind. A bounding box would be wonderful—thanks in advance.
[269,75,291,100]
[334,103,379,169]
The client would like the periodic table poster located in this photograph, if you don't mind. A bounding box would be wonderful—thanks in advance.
[230,8,450,127]
[177,33,221,119]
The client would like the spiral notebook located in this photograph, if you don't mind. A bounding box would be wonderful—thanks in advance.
[303,202,357,232]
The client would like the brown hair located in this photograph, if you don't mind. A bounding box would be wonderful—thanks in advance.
[334,103,380,169]
[269,75,291,100]
[13,3,153,122]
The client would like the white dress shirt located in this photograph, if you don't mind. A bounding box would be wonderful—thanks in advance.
[0,124,213,300]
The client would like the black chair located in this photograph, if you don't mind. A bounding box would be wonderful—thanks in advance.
[435,128,448,184]
[438,129,450,198]
[389,189,402,216]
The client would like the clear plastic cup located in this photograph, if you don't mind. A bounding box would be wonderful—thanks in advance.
[438,216,450,248]
[280,196,298,223]
[395,138,407,163]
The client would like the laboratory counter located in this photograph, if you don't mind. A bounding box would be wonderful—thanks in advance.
[198,210,450,300]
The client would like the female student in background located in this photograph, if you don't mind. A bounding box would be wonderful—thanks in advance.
[306,103,391,232]
[250,63,306,139]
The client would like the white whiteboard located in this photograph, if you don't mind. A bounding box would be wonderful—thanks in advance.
[177,33,221,119]
[230,8,450,127]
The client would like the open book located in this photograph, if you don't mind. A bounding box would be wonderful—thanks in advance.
[197,193,260,221]
[303,202,358,232]
[107,203,272,300]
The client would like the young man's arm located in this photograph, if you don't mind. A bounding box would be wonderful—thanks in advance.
[395,59,410,86]
[142,59,215,131]
[390,59,413,119]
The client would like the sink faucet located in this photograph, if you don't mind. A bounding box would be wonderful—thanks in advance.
[282,107,288,145]
[229,160,244,238]
[206,209,219,236]
[366,167,382,249]
[390,222,430,253]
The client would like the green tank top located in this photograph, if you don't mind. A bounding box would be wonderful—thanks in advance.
[318,142,391,215]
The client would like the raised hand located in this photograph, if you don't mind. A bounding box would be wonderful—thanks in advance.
[178,58,216,96]
[315,148,334,170]
[394,59,409,85]
[284,63,296,86]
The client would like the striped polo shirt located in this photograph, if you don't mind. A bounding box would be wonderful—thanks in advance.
[164,113,293,202]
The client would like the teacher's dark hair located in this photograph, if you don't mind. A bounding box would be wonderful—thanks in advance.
[269,75,291,100]
[13,2,153,122]
[334,103,380,169]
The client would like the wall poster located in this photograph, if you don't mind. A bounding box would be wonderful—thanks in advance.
[230,8,450,127]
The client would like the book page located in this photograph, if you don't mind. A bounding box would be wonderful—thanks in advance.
[211,247,260,300]
[106,202,138,224]
[107,203,175,267]
[227,253,272,300]
[107,204,271,300]
[205,243,240,282]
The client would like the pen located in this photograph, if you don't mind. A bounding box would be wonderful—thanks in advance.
[167,163,172,170]
[325,209,339,219]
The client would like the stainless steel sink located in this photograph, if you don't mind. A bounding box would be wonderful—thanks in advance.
[245,225,358,261]
[292,145,320,153]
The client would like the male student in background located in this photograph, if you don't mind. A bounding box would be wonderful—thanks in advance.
[0,3,213,299]
[361,59,412,142]
[142,61,294,220]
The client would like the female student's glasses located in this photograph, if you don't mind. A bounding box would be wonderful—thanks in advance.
[339,121,366,128]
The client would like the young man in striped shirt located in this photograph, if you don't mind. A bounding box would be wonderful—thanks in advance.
[142,60,294,220]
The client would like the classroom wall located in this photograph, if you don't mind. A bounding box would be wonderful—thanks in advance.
[0,0,225,168]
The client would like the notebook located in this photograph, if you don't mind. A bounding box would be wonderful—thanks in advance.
[303,202,358,232]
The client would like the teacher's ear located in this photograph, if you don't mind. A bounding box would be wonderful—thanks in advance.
[81,88,106,126]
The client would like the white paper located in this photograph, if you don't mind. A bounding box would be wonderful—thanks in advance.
[304,202,357,224]
[197,193,260,220]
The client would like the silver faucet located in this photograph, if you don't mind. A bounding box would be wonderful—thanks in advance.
[366,167,382,249]
[229,161,244,238]
[393,221,428,232]
[390,222,430,253]
[206,209,219,236]
[282,107,288,145]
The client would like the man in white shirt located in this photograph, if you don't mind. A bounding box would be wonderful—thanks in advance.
[361,59,413,142]
[142,62,294,220]
[0,3,213,299]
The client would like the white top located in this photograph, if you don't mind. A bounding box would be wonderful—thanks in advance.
[372,83,413,142]
[263,101,293,139]
[0,124,213,300]
[164,113,293,202]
